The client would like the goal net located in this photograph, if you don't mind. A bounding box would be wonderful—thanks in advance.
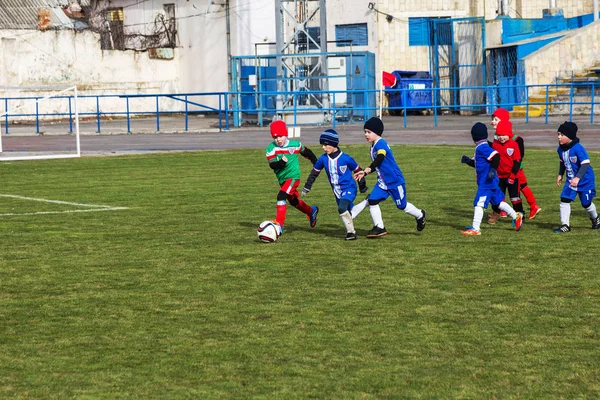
[0,85,81,161]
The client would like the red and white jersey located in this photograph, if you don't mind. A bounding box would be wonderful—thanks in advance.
[491,139,521,178]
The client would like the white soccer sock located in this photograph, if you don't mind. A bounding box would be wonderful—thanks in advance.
[560,201,571,226]
[369,204,384,228]
[403,202,423,219]
[340,211,355,233]
[498,201,517,219]
[585,202,598,219]
[351,199,368,219]
[472,206,484,231]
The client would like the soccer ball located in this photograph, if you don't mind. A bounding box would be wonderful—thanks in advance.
[257,220,281,243]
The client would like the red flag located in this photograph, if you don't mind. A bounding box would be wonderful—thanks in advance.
[382,71,396,88]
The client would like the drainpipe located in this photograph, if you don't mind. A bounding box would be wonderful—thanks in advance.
[549,0,556,8]
[594,0,599,21]
[498,0,509,16]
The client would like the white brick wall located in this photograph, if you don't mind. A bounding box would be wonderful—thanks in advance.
[524,20,600,87]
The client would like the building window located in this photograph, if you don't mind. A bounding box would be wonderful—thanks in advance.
[335,23,368,47]
[101,8,124,50]
[297,26,320,51]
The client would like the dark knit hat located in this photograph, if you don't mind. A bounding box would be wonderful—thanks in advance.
[364,117,384,136]
[319,129,339,147]
[495,120,513,137]
[270,120,288,137]
[492,108,510,121]
[471,122,488,142]
[558,121,578,140]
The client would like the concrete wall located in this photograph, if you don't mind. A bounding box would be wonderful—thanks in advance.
[2,0,599,115]
[0,28,181,115]
[523,19,600,88]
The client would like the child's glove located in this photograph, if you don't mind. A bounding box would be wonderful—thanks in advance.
[358,177,369,193]
[487,168,497,181]
[507,174,516,185]
[301,187,310,197]
[461,155,471,164]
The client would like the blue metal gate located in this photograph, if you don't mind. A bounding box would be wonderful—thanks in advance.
[430,17,486,114]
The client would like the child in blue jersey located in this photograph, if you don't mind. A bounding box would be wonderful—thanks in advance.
[460,122,523,235]
[352,117,426,238]
[553,121,599,232]
[301,129,368,240]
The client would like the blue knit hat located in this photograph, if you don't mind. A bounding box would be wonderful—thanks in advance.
[320,129,339,147]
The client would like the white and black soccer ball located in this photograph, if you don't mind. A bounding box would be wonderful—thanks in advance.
[257,220,281,243]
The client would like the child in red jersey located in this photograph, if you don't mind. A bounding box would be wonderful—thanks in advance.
[491,108,542,219]
[488,120,524,224]
[265,120,319,231]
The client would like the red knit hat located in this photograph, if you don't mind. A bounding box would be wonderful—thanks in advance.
[492,108,510,121]
[269,120,288,137]
[495,120,513,137]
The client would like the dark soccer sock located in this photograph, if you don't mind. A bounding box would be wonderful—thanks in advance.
[511,200,525,213]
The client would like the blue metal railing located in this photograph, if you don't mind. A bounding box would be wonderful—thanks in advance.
[0,82,597,134]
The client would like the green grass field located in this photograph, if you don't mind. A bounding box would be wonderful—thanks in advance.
[1,145,598,399]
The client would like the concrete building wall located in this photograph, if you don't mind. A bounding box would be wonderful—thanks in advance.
[523,19,600,88]
[1,0,598,114]
[0,29,179,91]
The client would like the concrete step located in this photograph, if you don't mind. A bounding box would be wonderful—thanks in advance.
[539,87,570,96]
[512,104,546,117]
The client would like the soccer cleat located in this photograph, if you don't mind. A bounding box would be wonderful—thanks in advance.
[367,226,388,238]
[591,216,600,229]
[345,232,358,241]
[553,224,571,233]
[487,212,501,224]
[461,228,481,236]
[416,210,426,231]
[512,212,523,231]
[528,205,542,220]
[500,211,508,218]
[308,206,319,228]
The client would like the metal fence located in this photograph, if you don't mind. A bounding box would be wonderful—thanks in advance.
[1,82,600,134]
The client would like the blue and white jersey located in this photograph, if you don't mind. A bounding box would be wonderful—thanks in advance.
[558,143,595,191]
[371,137,405,189]
[474,140,499,188]
[313,151,359,199]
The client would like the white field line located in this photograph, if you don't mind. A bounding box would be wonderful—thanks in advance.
[0,194,129,216]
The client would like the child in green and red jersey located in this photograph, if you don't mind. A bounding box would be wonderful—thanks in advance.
[265,120,319,231]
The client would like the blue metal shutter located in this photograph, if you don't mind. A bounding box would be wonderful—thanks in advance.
[409,17,429,46]
[335,23,368,47]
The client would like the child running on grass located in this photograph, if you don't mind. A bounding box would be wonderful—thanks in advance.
[491,108,542,219]
[301,129,368,240]
[487,120,525,224]
[461,122,523,235]
[554,121,599,232]
[352,117,426,238]
[265,120,319,231]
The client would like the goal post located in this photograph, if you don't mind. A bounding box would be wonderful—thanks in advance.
[0,85,81,161]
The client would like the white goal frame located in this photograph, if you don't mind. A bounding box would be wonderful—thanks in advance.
[0,85,81,161]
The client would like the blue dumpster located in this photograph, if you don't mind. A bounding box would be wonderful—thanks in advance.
[386,70,433,115]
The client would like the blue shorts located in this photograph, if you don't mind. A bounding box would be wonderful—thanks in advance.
[369,183,408,209]
[335,189,357,211]
[473,185,505,209]
[560,183,596,206]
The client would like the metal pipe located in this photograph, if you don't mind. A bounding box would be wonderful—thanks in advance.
[498,0,509,16]
[594,0,599,21]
